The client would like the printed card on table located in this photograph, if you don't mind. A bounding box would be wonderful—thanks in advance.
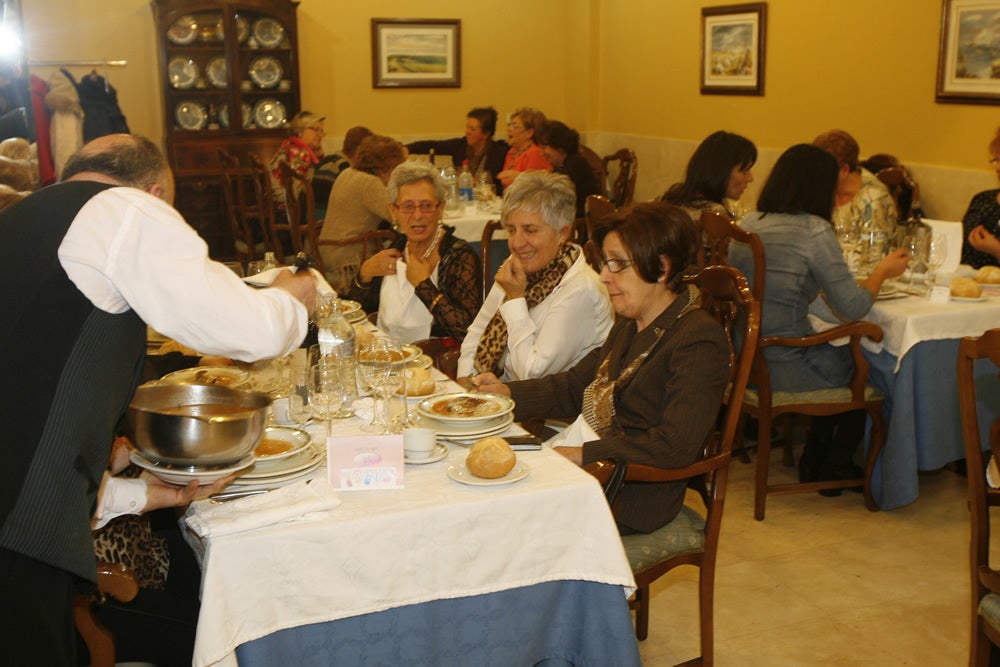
[326,435,404,490]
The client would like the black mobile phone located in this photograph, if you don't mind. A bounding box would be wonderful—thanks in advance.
[506,435,543,450]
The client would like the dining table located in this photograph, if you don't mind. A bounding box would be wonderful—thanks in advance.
[442,202,503,244]
[181,371,640,667]
[813,285,1000,509]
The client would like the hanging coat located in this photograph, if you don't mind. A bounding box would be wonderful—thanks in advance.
[61,69,129,142]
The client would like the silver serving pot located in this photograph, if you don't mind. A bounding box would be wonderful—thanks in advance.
[126,384,272,468]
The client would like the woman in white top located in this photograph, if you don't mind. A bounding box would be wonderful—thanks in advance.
[458,171,613,381]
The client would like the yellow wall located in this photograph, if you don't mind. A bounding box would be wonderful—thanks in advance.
[19,0,1000,171]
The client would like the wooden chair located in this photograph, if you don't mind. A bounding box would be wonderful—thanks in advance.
[248,152,299,262]
[217,148,267,263]
[316,229,398,292]
[585,194,616,241]
[578,144,607,198]
[274,159,321,265]
[697,209,765,299]
[588,265,760,662]
[412,337,460,379]
[479,219,504,301]
[602,148,638,207]
[74,560,140,667]
[958,328,1000,667]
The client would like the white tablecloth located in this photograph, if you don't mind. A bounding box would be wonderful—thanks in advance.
[443,204,503,244]
[185,429,634,666]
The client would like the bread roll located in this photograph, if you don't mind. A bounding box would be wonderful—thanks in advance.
[404,367,435,396]
[951,277,983,298]
[976,265,1000,284]
[466,436,516,479]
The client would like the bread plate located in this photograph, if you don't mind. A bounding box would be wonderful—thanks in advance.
[416,392,515,425]
[951,295,988,303]
[447,462,529,486]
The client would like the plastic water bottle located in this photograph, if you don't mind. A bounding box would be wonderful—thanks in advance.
[317,303,355,359]
[442,163,459,211]
[458,160,474,203]
[263,251,278,271]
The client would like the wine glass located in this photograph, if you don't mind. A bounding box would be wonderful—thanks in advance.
[926,233,948,288]
[308,363,338,440]
[287,368,311,428]
[357,338,404,434]
[906,226,931,294]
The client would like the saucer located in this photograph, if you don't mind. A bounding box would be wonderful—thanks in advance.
[405,443,448,465]
[447,462,529,486]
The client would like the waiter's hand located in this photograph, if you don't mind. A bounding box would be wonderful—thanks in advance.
[358,249,403,283]
[140,471,236,512]
[272,267,317,313]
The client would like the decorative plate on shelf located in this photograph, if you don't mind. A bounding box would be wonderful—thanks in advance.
[168,57,198,90]
[175,101,208,131]
[206,57,227,88]
[166,15,198,45]
[235,15,250,43]
[219,103,251,129]
[252,99,286,129]
[252,17,285,48]
[248,56,282,89]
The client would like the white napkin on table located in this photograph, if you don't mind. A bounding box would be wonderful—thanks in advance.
[544,414,599,448]
[243,267,336,295]
[183,478,341,539]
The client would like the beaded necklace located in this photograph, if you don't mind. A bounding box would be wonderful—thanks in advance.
[405,224,444,263]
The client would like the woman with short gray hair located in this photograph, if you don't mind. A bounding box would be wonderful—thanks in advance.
[458,170,613,381]
[348,160,481,344]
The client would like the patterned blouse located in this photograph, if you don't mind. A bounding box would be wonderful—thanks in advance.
[961,189,1000,268]
[268,136,320,203]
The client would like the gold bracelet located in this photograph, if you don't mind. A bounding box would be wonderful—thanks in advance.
[430,293,445,310]
[354,274,371,289]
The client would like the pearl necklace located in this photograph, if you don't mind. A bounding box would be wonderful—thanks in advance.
[406,224,444,263]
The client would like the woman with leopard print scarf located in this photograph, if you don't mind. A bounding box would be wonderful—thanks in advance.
[458,171,613,382]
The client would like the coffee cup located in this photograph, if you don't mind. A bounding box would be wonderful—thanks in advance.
[403,427,436,459]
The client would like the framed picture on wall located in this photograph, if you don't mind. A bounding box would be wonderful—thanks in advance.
[371,18,461,89]
[937,0,1000,104]
[700,3,767,96]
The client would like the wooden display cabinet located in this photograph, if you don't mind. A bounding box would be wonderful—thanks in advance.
[153,0,300,259]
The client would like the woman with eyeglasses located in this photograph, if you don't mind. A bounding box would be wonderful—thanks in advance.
[495,107,552,189]
[458,171,613,382]
[471,202,730,534]
[267,110,326,203]
[961,126,1000,268]
[348,161,481,343]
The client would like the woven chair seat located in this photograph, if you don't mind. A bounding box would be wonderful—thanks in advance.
[743,383,883,408]
[622,505,706,572]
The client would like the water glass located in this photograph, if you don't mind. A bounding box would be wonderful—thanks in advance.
[357,337,404,434]
[246,260,266,276]
[287,368,311,427]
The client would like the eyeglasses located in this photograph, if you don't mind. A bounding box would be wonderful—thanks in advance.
[395,201,440,214]
[598,258,634,273]
[306,125,325,134]
[507,122,523,130]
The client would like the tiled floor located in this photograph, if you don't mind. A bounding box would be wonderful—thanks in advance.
[636,454,975,666]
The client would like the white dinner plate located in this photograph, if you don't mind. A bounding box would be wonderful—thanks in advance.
[228,457,323,490]
[206,57,227,88]
[219,103,251,129]
[252,425,312,462]
[168,57,198,89]
[252,17,285,48]
[401,381,447,404]
[252,99,286,129]
[447,462,529,486]
[414,412,515,439]
[407,354,434,370]
[158,365,251,388]
[416,392,515,425]
[876,291,909,301]
[175,101,208,131]
[405,443,449,465]
[130,450,255,485]
[249,56,282,89]
[952,295,988,303]
[239,445,322,479]
[234,15,250,43]
[167,15,198,45]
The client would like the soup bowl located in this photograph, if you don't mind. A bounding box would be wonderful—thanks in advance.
[126,384,271,468]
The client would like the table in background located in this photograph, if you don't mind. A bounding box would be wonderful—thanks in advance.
[859,293,1000,509]
[186,416,639,666]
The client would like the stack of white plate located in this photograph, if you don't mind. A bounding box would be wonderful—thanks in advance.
[413,392,516,445]
[229,426,324,491]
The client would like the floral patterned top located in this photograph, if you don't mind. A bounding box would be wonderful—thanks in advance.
[961,189,1000,268]
[268,136,320,203]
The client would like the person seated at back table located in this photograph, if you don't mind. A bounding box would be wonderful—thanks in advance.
[960,126,1000,268]
[319,134,407,293]
[472,203,730,534]
[313,125,373,219]
[728,144,908,493]
[660,129,757,223]
[458,171,613,382]
[496,107,552,189]
[267,110,326,204]
[407,106,509,191]
[347,161,482,344]
[537,119,599,218]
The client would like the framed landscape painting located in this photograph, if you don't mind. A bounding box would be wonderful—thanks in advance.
[371,19,461,89]
[937,0,1000,104]
[701,3,767,96]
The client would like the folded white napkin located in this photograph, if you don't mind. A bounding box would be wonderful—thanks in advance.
[351,397,376,422]
[184,478,340,539]
[244,267,336,295]
[544,414,598,448]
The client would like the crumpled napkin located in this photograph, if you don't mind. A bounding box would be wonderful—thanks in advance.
[544,414,599,448]
[244,267,336,295]
[183,478,341,539]
[351,397,376,422]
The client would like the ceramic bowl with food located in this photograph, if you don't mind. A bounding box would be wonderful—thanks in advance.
[416,392,515,426]
[158,366,251,389]
[126,384,271,468]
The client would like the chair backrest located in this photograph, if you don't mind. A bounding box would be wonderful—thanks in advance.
[411,337,460,379]
[217,148,262,262]
[248,152,292,260]
[578,144,607,198]
[480,219,504,301]
[361,229,399,263]
[875,165,920,221]
[584,194,616,240]
[959,328,1000,653]
[698,208,766,303]
[601,148,638,207]
[275,160,319,264]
